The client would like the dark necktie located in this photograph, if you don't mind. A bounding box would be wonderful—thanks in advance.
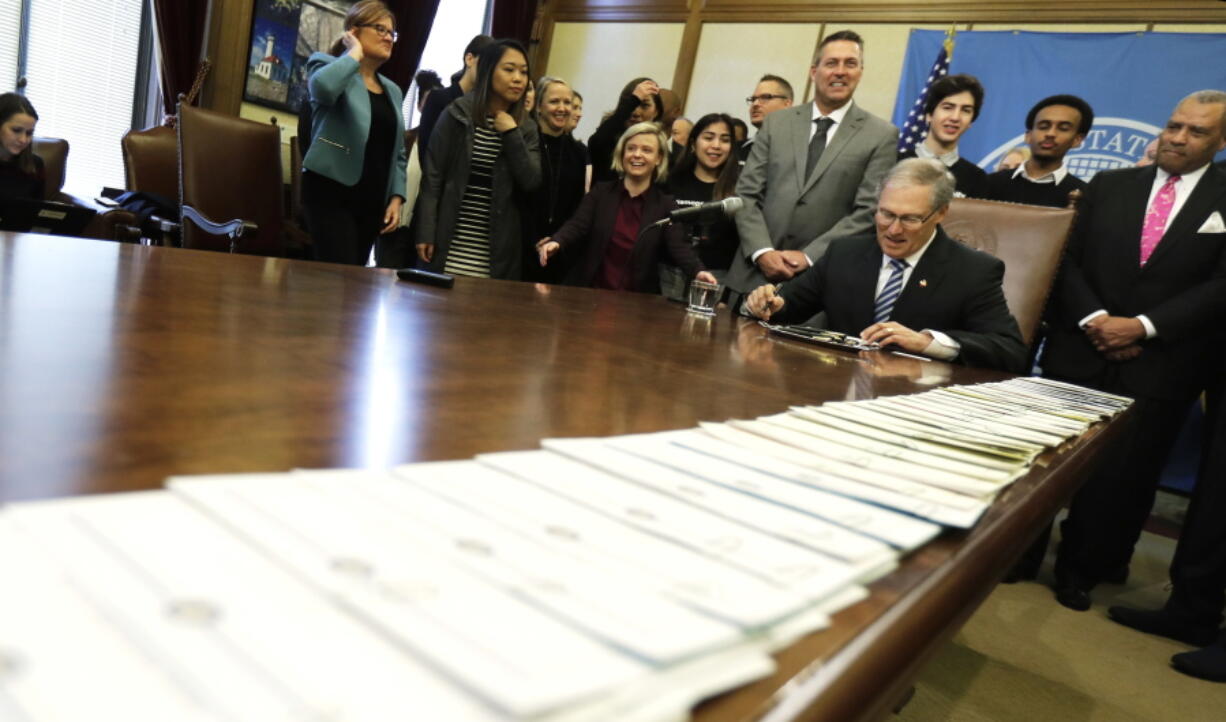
[806,117,835,179]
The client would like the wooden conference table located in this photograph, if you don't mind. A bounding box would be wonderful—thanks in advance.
[0,232,1125,722]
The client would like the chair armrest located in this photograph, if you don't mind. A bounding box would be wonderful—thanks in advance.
[181,204,259,253]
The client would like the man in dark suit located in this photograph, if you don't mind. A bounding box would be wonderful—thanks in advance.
[744,158,1027,373]
[730,30,899,300]
[1044,90,1226,612]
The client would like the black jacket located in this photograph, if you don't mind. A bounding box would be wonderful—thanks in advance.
[1042,164,1226,400]
[549,180,704,293]
[776,229,1028,372]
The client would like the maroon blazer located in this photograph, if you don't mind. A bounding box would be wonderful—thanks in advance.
[549,180,704,293]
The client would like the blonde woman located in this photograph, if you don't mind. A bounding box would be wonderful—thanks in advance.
[538,122,715,293]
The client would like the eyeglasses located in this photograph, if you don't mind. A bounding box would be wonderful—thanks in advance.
[357,24,398,42]
[875,206,939,230]
[746,94,790,105]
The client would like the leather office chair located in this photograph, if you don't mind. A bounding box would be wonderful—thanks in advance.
[31,137,137,241]
[122,125,178,200]
[942,197,1077,350]
[121,125,181,246]
[177,103,283,256]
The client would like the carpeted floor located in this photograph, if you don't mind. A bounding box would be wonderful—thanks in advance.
[899,511,1226,721]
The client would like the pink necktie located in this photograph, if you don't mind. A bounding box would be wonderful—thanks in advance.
[1140,174,1180,266]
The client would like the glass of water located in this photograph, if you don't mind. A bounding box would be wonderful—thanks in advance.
[686,279,722,316]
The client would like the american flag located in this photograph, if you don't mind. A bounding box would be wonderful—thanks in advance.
[898,28,957,154]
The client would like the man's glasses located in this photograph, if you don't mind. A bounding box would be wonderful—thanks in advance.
[358,24,398,42]
[746,94,790,105]
[875,206,939,230]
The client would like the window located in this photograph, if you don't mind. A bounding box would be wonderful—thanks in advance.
[14,0,148,196]
[0,0,19,92]
[403,0,491,128]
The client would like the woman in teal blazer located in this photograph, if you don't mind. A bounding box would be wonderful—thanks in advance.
[301,0,407,266]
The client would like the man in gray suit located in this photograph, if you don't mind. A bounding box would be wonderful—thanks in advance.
[729,30,899,301]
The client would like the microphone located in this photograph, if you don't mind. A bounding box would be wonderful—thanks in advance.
[652,196,744,227]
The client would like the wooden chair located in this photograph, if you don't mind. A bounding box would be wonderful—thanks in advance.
[176,103,283,256]
[942,197,1077,351]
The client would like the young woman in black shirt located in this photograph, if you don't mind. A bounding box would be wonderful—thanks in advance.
[660,112,741,296]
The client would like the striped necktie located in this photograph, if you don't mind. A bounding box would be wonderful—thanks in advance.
[872,259,909,324]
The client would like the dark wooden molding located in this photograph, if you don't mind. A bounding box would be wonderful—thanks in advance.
[670,3,706,110]
[547,0,1226,23]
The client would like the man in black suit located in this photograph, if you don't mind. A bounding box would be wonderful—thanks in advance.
[744,157,1027,373]
[898,74,988,198]
[1045,90,1226,612]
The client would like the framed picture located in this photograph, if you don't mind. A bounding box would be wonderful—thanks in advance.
[243,0,355,113]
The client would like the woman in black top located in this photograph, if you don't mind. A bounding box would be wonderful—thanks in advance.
[588,77,663,185]
[0,93,43,202]
[522,76,588,283]
[661,112,741,296]
[301,1,407,266]
[416,39,540,280]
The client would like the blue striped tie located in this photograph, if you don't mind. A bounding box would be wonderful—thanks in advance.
[872,259,909,324]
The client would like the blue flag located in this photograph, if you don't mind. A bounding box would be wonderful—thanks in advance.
[893,30,1226,179]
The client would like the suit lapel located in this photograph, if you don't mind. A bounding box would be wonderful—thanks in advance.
[791,107,812,194]
[1114,166,1156,272]
[892,230,951,322]
[800,103,865,196]
[846,239,884,331]
[1145,166,1226,269]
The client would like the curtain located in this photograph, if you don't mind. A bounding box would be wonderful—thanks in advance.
[384,0,442,92]
[491,0,539,47]
[151,0,210,119]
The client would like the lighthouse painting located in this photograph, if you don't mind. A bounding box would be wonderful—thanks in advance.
[244,0,354,113]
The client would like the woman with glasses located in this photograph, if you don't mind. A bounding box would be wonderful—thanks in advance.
[536,122,715,294]
[416,39,540,280]
[660,112,742,297]
[0,93,42,202]
[521,77,588,284]
[301,0,407,266]
[588,77,664,185]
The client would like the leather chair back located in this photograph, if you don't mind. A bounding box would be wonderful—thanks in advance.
[31,137,69,201]
[122,125,179,200]
[942,197,1076,349]
[177,104,283,255]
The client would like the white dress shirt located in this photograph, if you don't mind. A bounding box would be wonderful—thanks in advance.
[1078,162,1213,338]
[1012,162,1070,185]
[873,231,960,361]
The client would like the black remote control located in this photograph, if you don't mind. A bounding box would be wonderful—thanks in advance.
[396,268,455,289]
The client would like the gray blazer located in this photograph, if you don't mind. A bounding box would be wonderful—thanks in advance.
[728,102,898,293]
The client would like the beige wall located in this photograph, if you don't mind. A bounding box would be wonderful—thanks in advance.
[685,23,821,129]
[547,22,686,143]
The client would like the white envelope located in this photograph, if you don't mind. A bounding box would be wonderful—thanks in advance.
[1198,210,1226,233]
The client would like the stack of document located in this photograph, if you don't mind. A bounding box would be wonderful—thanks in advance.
[0,377,1129,721]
